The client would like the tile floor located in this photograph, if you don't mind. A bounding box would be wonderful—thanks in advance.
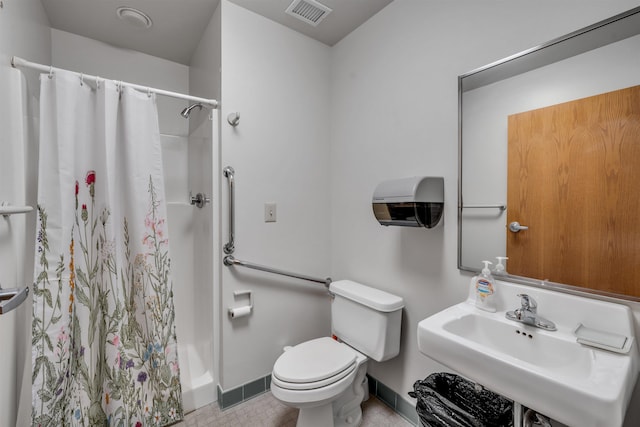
[173,392,415,427]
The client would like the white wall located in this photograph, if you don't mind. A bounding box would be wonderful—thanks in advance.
[0,0,51,425]
[218,0,332,390]
[329,0,640,414]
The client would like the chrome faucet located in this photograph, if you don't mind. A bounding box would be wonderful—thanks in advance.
[506,294,557,331]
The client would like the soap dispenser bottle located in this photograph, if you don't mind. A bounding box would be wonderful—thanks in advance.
[494,257,508,275]
[475,261,497,312]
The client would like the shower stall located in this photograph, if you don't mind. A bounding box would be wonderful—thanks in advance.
[10,40,220,419]
[170,105,219,412]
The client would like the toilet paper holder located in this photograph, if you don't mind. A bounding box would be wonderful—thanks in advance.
[229,290,253,319]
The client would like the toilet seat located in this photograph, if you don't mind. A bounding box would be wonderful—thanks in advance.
[272,337,357,391]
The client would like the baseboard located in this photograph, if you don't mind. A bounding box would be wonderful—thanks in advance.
[217,374,271,410]
[367,375,419,425]
[217,373,419,425]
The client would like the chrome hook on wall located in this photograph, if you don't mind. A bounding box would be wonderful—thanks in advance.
[227,112,240,127]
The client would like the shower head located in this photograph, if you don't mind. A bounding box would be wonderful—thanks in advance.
[180,103,203,118]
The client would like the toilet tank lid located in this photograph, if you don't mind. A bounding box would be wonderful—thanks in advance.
[330,280,404,312]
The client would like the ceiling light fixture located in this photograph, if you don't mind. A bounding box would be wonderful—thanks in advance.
[116,6,153,29]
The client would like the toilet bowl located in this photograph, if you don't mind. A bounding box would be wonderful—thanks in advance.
[270,280,404,427]
[271,337,368,426]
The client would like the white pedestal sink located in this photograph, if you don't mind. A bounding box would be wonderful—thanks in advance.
[417,278,639,427]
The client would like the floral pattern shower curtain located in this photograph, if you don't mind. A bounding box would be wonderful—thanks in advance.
[32,71,183,426]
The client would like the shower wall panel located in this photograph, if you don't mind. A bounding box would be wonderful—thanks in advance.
[0,0,51,425]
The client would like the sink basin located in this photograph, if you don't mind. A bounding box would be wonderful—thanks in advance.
[444,312,592,379]
[417,279,639,427]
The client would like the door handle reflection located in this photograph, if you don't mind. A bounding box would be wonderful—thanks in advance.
[509,222,529,233]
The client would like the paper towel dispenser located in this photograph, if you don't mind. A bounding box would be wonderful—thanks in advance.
[372,176,444,228]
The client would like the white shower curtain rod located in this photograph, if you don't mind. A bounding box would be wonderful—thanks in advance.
[11,56,218,109]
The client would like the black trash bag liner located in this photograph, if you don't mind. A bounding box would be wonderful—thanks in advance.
[408,373,513,427]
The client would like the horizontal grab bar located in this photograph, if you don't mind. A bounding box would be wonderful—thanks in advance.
[461,204,506,211]
[0,204,34,217]
[224,255,331,289]
[0,286,30,315]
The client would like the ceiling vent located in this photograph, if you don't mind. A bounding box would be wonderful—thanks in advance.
[285,0,332,27]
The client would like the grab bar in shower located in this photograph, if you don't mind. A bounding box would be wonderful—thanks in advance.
[224,255,332,290]
[0,286,30,315]
[223,166,235,254]
[0,202,34,218]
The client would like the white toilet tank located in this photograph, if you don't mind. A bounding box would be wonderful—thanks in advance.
[329,280,404,362]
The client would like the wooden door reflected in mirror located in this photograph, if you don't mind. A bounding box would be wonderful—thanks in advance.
[506,85,640,295]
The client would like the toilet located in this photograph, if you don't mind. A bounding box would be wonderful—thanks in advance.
[271,280,404,427]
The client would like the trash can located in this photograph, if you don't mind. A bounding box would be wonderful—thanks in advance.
[409,373,513,427]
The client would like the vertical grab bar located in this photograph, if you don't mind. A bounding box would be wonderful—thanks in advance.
[223,166,235,254]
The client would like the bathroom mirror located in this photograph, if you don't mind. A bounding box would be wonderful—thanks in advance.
[458,6,640,300]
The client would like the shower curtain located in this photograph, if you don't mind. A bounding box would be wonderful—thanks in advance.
[31,71,183,426]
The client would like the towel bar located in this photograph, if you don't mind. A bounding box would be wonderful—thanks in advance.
[461,204,506,211]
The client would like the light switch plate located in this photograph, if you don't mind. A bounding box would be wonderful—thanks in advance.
[264,203,276,222]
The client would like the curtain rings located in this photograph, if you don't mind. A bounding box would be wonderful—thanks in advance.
[147,87,152,98]
[48,66,53,79]
[96,76,101,89]
[79,73,84,86]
